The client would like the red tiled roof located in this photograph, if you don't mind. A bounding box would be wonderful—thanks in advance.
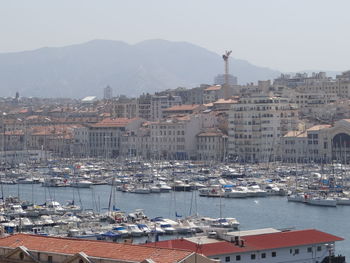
[0,234,193,263]
[164,104,201,112]
[90,118,139,128]
[205,85,222,91]
[146,238,247,256]
[147,229,343,256]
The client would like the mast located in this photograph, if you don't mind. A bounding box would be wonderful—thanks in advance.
[222,50,232,99]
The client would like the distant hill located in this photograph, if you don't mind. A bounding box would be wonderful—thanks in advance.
[0,39,281,98]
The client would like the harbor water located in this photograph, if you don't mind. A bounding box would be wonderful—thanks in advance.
[2,183,349,258]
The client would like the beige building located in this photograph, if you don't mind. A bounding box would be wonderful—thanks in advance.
[281,119,350,163]
[196,129,227,161]
[87,118,144,158]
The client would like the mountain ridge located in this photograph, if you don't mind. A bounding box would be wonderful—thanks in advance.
[0,39,281,98]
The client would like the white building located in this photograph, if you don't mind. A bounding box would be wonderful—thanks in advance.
[214,74,238,86]
[149,228,344,263]
[281,119,350,163]
[149,113,217,160]
[228,96,298,163]
[150,95,182,121]
[87,118,144,158]
[196,129,227,161]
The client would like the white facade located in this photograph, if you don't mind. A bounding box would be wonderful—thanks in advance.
[150,113,216,160]
[150,95,182,121]
[228,96,298,163]
[211,243,334,263]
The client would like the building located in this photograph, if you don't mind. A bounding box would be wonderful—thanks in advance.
[0,233,216,263]
[281,119,350,163]
[150,95,182,121]
[162,104,205,119]
[103,85,113,100]
[196,129,227,161]
[147,228,344,263]
[137,94,152,120]
[228,96,298,163]
[149,113,216,160]
[110,98,138,119]
[214,74,237,86]
[88,118,143,158]
[203,86,223,104]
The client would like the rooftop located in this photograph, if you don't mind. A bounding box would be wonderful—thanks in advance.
[90,117,139,128]
[146,229,343,256]
[164,104,202,112]
[0,234,193,263]
[205,85,222,91]
[307,124,332,132]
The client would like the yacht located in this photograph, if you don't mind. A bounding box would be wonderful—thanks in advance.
[306,196,337,207]
[71,180,93,188]
[127,224,144,236]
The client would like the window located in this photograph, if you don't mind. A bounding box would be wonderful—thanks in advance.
[261,253,266,258]
[225,256,230,262]
[290,249,293,254]
[317,246,322,251]
[251,254,256,260]
[48,256,53,263]
[294,249,299,255]
[272,251,276,257]
[236,255,241,261]
[307,247,312,253]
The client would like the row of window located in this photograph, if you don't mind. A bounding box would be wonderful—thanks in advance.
[219,246,323,262]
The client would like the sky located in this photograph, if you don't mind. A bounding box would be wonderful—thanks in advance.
[0,0,350,72]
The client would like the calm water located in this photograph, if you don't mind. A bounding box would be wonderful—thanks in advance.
[2,184,349,258]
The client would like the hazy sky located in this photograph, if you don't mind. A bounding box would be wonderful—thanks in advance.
[1,0,350,72]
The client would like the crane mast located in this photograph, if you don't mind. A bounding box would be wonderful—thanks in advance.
[222,50,232,99]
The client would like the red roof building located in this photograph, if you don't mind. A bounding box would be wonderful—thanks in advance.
[146,229,344,263]
[0,233,216,263]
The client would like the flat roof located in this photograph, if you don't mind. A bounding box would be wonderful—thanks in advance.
[226,228,280,237]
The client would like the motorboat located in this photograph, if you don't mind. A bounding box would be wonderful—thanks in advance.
[306,196,337,207]
[71,180,93,188]
[113,226,129,237]
[127,224,144,236]
[137,224,151,234]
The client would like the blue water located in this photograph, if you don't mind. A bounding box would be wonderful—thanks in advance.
[2,184,349,258]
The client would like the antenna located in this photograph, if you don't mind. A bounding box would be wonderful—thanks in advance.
[222,50,232,99]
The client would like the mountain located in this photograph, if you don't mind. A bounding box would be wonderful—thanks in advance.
[0,39,280,98]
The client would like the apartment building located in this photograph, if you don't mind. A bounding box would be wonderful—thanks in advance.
[162,104,205,119]
[150,95,182,121]
[87,118,143,158]
[110,98,138,119]
[228,96,298,163]
[203,85,224,104]
[120,126,151,159]
[148,229,343,263]
[196,129,227,161]
[297,71,350,98]
[149,113,216,160]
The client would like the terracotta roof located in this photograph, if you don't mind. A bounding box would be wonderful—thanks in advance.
[164,104,201,112]
[147,229,343,256]
[205,85,222,91]
[283,131,307,138]
[213,99,237,104]
[90,118,139,128]
[307,125,331,131]
[0,234,193,263]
